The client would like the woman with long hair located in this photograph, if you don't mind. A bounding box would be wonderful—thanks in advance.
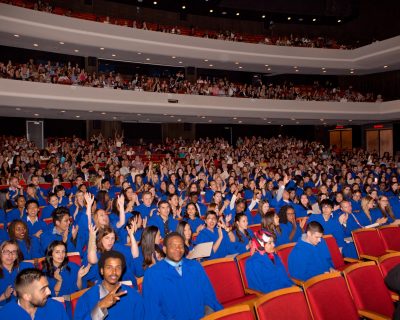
[231,212,254,254]
[176,221,194,255]
[140,226,164,272]
[7,220,41,259]
[360,196,386,225]
[0,240,33,306]
[278,205,304,243]
[42,240,90,317]
[183,202,204,234]
[370,196,396,224]
[261,212,286,246]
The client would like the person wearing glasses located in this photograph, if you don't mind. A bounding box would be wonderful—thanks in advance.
[0,240,33,306]
[245,230,293,294]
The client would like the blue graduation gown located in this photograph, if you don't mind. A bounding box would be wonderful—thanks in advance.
[288,237,333,281]
[231,229,254,254]
[147,215,178,238]
[74,284,144,320]
[26,218,48,238]
[41,205,57,220]
[41,227,83,256]
[143,259,222,320]
[0,298,69,320]
[6,208,26,224]
[280,222,303,243]
[0,262,33,306]
[246,252,293,294]
[16,238,42,259]
[195,227,232,260]
[135,203,157,219]
[184,217,204,233]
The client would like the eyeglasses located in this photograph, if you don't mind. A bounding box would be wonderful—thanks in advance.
[2,250,18,256]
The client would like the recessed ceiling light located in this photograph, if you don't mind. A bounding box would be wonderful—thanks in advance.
[88,110,93,113]
[298,18,303,21]
[263,118,267,121]
[337,19,342,23]
[323,70,327,73]
[34,113,39,116]
[209,9,213,13]
[287,17,291,20]
[294,66,298,69]
[101,112,106,115]
[146,58,150,61]
[112,54,116,57]
[236,12,240,16]
[177,119,182,122]
[74,49,79,52]
[204,59,209,62]
[16,108,21,111]
[281,124,284,127]
[350,71,354,74]
[291,118,296,121]
[172,56,176,59]
[33,43,38,47]
[267,121,272,124]
[238,66,243,69]
[262,15,266,19]
[14,34,19,38]
[170,115,174,118]
[182,5,186,9]
[137,52,142,55]
[238,120,242,123]
[100,47,105,50]
[153,1,157,4]
[265,64,269,67]
[178,61,183,64]
[60,110,66,113]
[322,67,326,70]
[312,18,316,22]
[201,116,206,119]
[137,113,141,116]
[59,41,64,45]
[222,11,227,15]
[75,115,80,118]
[208,120,212,123]
[233,117,237,120]
[384,65,388,68]
[113,116,117,120]
[320,118,324,121]
[235,62,239,65]
[295,69,299,72]
[267,68,271,71]
[323,122,327,125]
[209,64,213,67]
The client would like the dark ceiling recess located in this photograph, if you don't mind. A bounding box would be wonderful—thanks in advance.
[106,0,358,25]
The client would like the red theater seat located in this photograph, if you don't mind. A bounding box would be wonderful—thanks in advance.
[323,235,358,271]
[202,304,255,320]
[236,252,262,296]
[275,242,296,275]
[378,225,400,251]
[352,228,388,261]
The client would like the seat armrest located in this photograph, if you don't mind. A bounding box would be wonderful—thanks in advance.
[343,257,358,263]
[244,288,263,296]
[358,309,391,320]
[359,254,379,262]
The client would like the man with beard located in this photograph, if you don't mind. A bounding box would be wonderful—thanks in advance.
[0,268,68,319]
[74,250,144,320]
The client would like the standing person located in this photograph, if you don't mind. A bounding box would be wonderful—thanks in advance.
[74,250,144,320]
[0,268,69,319]
[143,232,222,320]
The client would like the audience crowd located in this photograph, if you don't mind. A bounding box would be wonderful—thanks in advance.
[2,0,354,49]
[0,59,379,102]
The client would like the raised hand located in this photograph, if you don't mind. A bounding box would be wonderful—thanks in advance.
[71,225,79,240]
[77,264,91,278]
[84,192,94,207]
[97,284,127,309]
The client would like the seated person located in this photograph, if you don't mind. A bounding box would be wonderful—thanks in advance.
[0,268,69,320]
[246,230,293,294]
[143,232,222,319]
[74,250,144,320]
[231,212,254,254]
[8,220,41,259]
[288,221,335,281]
[195,210,234,260]
[147,201,178,238]
[25,200,47,239]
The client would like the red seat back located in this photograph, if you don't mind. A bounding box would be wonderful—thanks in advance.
[378,253,400,278]
[202,258,246,304]
[67,252,82,266]
[304,273,359,320]
[323,235,346,270]
[352,229,386,258]
[378,226,400,251]
[248,224,261,233]
[344,262,394,317]
[236,252,251,288]
[255,287,312,320]
[275,243,296,275]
